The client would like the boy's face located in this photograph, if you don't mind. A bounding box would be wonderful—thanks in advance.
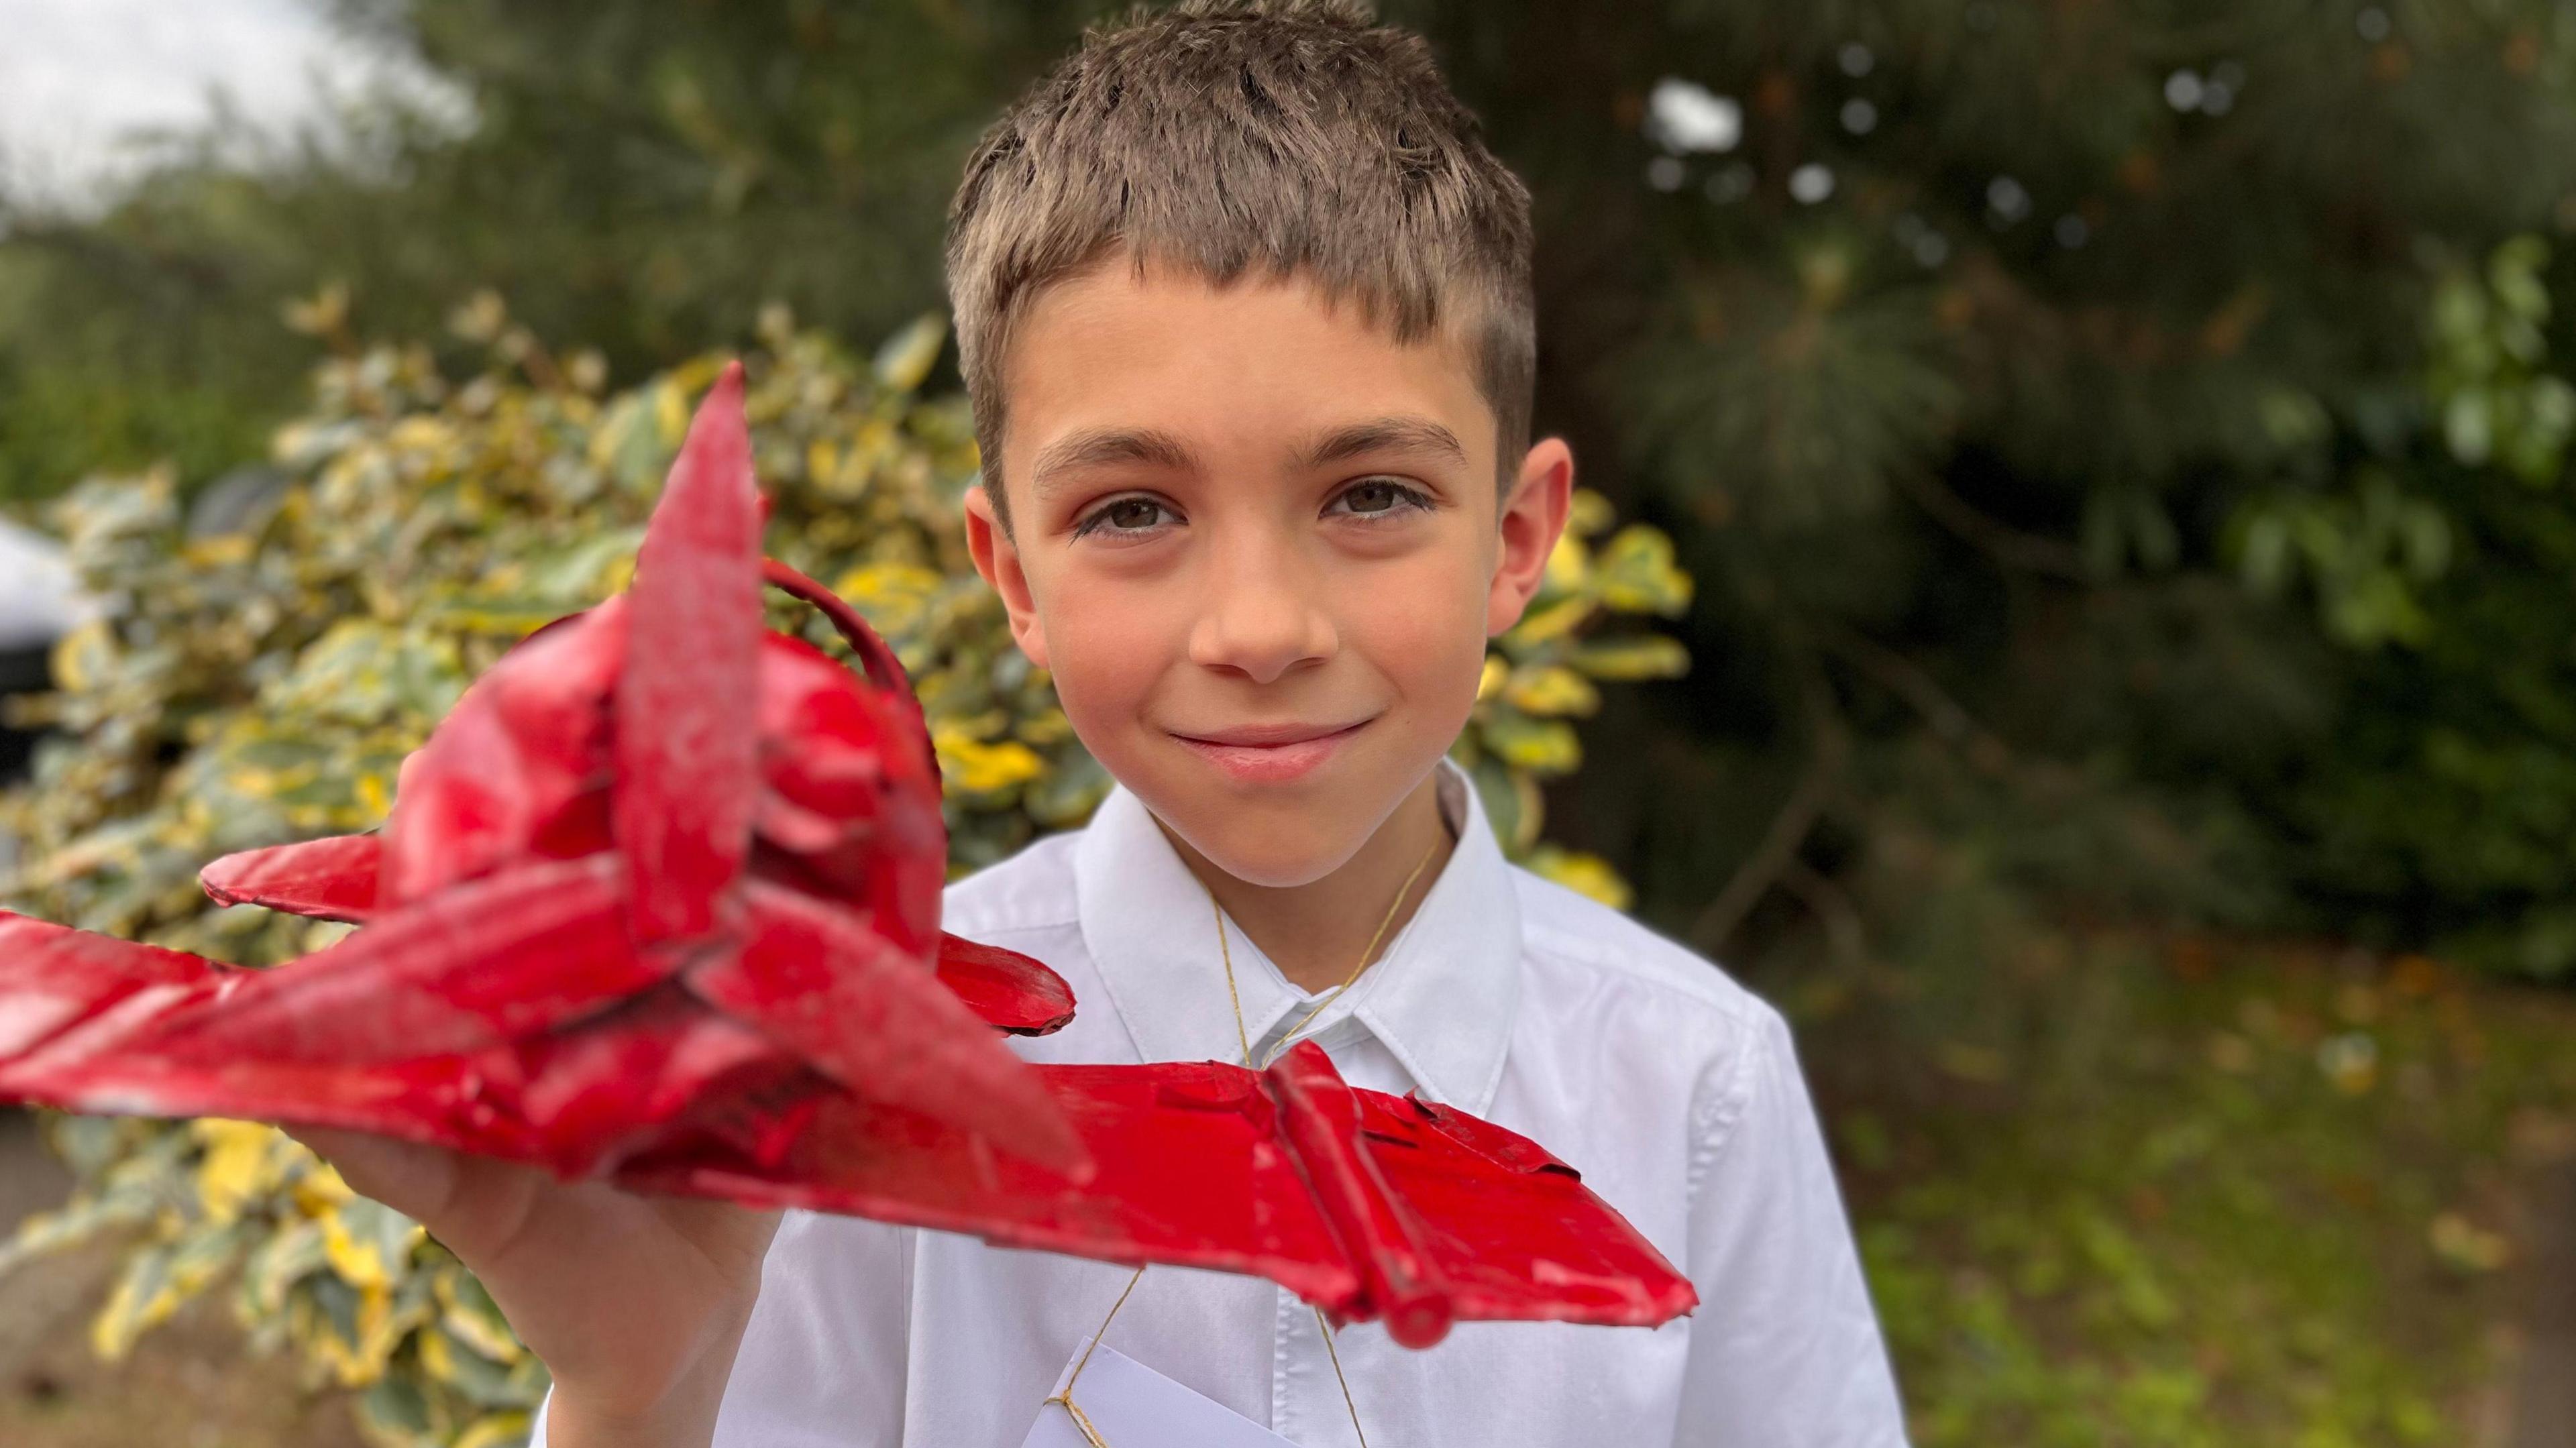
[964,257,1570,887]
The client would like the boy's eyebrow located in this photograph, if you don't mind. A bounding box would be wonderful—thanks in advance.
[1026,415,1468,500]
[1028,428,1200,500]
[1297,416,1468,470]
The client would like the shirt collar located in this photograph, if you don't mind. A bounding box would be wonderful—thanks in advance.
[1071,755,1523,1114]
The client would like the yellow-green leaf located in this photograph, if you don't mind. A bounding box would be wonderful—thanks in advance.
[93,1243,181,1359]
[455,1411,538,1448]
[299,1269,412,1388]
[92,1219,248,1359]
[1594,524,1693,616]
[50,618,116,693]
[1478,712,1582,775]
[323,1197,425,1294]
[192,1118,284,1224]
[241,1217,329,1318]
[1542,531,1590,598]
[1468,755,1544,856]
[1023,746,1112,828]
[435,1264,526,1365]
[936,728,1047,795]
[356,1374,442,1447]
[1503,595,1593,649]
[1503,665,1601,718]
[421,1323,539,1408]
[873,312,949,394]
[1525,844,1634,911]
[1569,634,1690,681]
[1568,488,1617,538]
[831,561,946,639]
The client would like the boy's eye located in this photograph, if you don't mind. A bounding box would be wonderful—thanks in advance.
[1328,478,1432,519]
[1102,497,1167,529]
[1073,495,1180,538]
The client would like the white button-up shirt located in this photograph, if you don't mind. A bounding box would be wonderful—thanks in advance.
[533,759,1908,1447]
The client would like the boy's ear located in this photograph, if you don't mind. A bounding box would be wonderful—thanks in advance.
[1486,437,1574,638]
[963,483,1051,669]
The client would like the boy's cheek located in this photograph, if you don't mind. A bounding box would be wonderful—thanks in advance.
[1368,571,1497,706]
[1035,616,1163,762]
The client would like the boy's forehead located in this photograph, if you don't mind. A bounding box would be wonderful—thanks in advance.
[999,256,1496,479]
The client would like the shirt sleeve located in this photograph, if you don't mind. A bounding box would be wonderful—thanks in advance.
[527,1209,915,1448]
[1672,1004,1910,1447]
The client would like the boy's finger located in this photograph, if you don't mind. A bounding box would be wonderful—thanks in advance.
[282,1126,578,1272]
[282,1123,468,1222]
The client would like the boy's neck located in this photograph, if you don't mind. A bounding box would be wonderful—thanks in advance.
[1157,771,1456,997]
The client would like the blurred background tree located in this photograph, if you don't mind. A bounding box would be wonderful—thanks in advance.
[9,0,2576,977]
[6,1,2576,1445]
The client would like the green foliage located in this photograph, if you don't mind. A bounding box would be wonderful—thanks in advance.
[2224,235,2573,654]
[0,166,360,504]
[2428,235,2576,486]
[1403,0,2576,974]
[2218,237,2576,979]
[9,0,2576,1429]
[0,1,1104,503]
[0,349,266,508]
[1819,929,2576,1447]
[0,307,1686,1446]
[2231,467,2451,649]
[12,0,2576,974]
[1792,777,2576,1443]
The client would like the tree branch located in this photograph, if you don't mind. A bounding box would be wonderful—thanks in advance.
[1779,857,1868,970]
[1816,622,2014,776]
[1689,657,1847,956]
[1889,468,2092,583]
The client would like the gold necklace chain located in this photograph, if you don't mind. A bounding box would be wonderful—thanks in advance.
[1219,825,1448,1070]
[1044,814,1452,1448]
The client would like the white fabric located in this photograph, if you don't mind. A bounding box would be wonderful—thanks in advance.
[531,757,1909,1447]
[0,519,89,651]
[1022,1346,1297,1448]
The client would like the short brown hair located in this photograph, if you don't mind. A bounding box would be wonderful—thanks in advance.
[944,0,1535,531]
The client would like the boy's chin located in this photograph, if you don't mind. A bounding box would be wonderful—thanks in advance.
[1136,785,1385,889]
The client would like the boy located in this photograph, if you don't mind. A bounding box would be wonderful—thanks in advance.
[301,3,1908,1444]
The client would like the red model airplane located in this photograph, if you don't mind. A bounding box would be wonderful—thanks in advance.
[0,366,1693,1345]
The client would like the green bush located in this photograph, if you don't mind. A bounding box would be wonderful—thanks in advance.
[0,303,1690,1447]
[2238,237,2576,977]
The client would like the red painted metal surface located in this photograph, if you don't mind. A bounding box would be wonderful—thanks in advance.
[625,1040,1698,1335]
[0,366,1695,1344]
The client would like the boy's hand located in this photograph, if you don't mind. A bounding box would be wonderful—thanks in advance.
[289,1127,780,1448]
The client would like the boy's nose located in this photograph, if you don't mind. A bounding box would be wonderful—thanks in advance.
[1187,541,1338,684]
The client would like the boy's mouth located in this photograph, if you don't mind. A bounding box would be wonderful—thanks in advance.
[1168,719,1370,783]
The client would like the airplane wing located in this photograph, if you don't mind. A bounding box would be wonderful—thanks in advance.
[1,913,1690,1342]
[200,834,1077,1038]
[617,1042,1697,1343]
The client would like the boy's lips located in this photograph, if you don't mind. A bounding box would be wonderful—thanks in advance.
[1169,719,1370,783]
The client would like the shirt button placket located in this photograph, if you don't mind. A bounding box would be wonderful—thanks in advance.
[1271,1283,1297,1439]
[1273,1284,1375,1448]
